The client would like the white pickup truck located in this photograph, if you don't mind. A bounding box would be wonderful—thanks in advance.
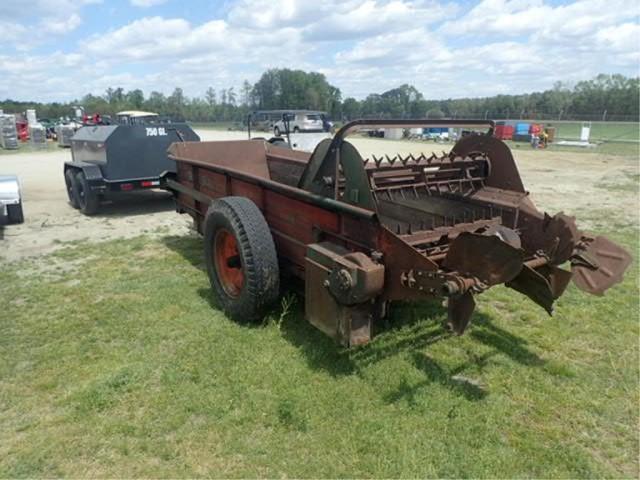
[0,175,24,224]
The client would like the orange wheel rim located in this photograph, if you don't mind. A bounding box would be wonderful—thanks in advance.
[214,229,244,297]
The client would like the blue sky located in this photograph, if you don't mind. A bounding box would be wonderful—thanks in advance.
[1,0,638,102]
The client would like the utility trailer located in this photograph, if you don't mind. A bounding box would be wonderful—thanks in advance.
[166,119,631,347]
[64,115,199,215]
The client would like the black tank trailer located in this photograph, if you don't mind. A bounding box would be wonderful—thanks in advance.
[63,111,200,215]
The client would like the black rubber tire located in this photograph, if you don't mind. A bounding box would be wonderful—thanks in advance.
[293,127,299,133]
[74,171,100,215]
[203,196,280,322]
[7,202,24,224]
[65,169,79,209]
[274,126,281,137]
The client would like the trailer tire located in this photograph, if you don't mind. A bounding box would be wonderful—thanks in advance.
[74,171,100,215]
[204,196,279,322]
[65,169,79,209]
[7,202,24,224]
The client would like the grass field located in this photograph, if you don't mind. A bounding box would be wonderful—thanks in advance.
[547,121,638,142]
[1,221,638,476]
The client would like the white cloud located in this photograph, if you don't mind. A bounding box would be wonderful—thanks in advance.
[0,0,98,51]
[0,21,27,38]
[304,0,457,41]
[44,13,82,34]
[0,0,638,102]
[227,0,458,40]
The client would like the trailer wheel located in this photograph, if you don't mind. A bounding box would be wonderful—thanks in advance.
[204,197,279,322]
[274,126,281,137]
[74,171,100,215]
[7,202,24,224]
[65,169,79,209]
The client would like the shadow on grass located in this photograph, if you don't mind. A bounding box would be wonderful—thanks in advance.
[162,234,205,271]
[93,190,175,218]
[384,352,489,403]
[470,316,545,367]
[161,233,544,401]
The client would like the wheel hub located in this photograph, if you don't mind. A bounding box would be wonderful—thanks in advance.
[214,229,244,297]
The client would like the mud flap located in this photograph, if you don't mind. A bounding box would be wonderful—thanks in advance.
[572,236,632,296]
[506,265,572,315]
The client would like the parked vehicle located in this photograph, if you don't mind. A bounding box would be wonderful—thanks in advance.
[63,111,199,215]
[273,111,328,136]
[246,112,330,153]
[249,110,288,131]
[0,175,24,224]
[164,119,631,347]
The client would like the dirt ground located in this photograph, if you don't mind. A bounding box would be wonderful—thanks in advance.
[1,129,637,262]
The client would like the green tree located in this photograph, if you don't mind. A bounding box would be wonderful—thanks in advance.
[205,87,217,107]
[241,80,253,106]
[126,89,144,109]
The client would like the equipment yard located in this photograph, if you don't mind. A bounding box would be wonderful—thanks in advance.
[0,127,638,477]
[0,128,637,261]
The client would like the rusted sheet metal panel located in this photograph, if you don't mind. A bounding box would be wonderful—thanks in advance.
[168,120,631,345]
[272,230,308,273]
[231,178,264,209]
[199,170,227,198]
[264,190,340,244]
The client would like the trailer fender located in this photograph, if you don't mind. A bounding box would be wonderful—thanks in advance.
[64,162,105,191]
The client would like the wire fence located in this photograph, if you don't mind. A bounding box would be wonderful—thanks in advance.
[356,113,639,142]
[442,112,639,123]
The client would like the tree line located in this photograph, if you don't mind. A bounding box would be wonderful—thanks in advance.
[1,71,638,123]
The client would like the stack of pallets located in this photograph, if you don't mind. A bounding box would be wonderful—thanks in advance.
[0,114,18,149]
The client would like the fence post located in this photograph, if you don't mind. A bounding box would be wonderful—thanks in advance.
[602,110,607,121]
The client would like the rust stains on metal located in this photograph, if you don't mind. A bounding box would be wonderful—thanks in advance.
[168,119,632,346]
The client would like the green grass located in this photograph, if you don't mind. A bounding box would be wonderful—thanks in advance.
[0,225,638,477]
[547,121,639,142]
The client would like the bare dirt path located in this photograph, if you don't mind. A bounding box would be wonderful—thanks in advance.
[1,129,637,262]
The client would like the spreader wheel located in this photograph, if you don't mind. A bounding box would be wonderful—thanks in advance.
[204,196,279,322]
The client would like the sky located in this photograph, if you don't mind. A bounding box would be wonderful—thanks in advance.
[0,0,638,102]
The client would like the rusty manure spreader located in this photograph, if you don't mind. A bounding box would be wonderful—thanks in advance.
[165,120,631,347]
